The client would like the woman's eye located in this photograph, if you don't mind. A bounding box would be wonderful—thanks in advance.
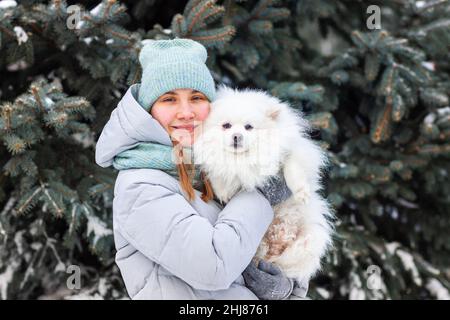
[161,97,175,102]
[244,124,253,130]
[192,95,204,101]
[222,123,232,129]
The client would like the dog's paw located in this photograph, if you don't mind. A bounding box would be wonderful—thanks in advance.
[292,183,311,204]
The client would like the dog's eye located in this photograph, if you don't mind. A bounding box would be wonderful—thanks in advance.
[222,123,232,129]
[244,124,253,130]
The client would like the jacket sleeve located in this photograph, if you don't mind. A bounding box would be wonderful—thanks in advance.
[114,182,274,291]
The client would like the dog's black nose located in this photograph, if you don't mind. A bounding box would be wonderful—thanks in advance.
[232,133,243,143]
[232,133,243,148]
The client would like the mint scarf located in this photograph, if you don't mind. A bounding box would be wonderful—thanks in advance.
[113,142,292,206]
[113,142,203,189]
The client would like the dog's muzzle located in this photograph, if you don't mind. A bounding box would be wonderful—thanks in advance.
[231,133,243,149]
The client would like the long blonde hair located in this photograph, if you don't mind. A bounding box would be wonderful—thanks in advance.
[172,139,214,202]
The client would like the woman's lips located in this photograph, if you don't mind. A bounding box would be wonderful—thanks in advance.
[171,125,198,132]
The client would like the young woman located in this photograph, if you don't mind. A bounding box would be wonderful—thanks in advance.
[95,39,299,299]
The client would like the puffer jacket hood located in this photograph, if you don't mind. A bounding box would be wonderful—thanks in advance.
[95,83,172,168]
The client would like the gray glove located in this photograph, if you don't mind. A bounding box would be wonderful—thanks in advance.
[242,260,294,300]
[257,174,292,206]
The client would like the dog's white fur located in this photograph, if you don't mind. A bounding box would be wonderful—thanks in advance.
[194,85,334,282]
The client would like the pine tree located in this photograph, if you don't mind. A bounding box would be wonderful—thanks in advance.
[0,0,449,299]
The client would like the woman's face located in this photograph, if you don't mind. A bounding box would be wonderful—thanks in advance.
[150,89,210,147]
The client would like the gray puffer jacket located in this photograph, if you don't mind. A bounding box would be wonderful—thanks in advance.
[95,84,276,299]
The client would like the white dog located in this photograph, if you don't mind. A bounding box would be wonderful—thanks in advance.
[194,85,334,283]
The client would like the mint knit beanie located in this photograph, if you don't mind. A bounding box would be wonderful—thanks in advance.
[137,38,216,111]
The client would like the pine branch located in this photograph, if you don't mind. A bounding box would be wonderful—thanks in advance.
[251,0,274,19]
[190,26,235,45]
[30,85,46,114]
[371,101,393,144]
[187,0,215,34]
[14,187,42,215]
[39,179,64,218]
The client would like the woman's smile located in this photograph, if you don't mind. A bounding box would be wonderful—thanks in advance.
[170,124,198,132]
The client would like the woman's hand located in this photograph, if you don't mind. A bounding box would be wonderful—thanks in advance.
[242,260,294,300]
[257,174,292,206]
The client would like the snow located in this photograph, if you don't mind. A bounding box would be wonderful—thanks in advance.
[0,0,17,9]
[68,203,78,234]
[1,198,15,239]
[102,191,113,209]
[437,106,450,116]
[339,284,347,296]
[371,281,387,300]
[14,26,28,45]
[385,242,400,254]
[424,113,436,124]
[415,1,426,9]
[0,197,16,215]
[14,230,24,255]
[85,210,112,245]
[426,279,450,300]
[316,287,331,299]
[29,225,38,236]
[397,198,419,209]
[349,274,366,300]
[421,261,441,276]
[421,61,435,71]
[82,36,100,45]
[82,37,93,45]
[98,278,108,296]
[113,90,122,98]
[6,60,28,71]
[54,261,66,273]
[106,39,114,45]
[389,207,399,220]
[0,261,19,299]
[44,97,55,109]
[396,249,422,286]
[19,264,35,290]
[0,224,6,242]
[72,132,95,148]
[31,242,43,251]
[65,292,104,300]
[75,20,85,30]
[90,3,103,16]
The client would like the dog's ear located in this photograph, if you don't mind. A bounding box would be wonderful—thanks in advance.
[266,105,281,120]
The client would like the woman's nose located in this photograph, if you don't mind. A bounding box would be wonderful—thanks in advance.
[176,100,195,120]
